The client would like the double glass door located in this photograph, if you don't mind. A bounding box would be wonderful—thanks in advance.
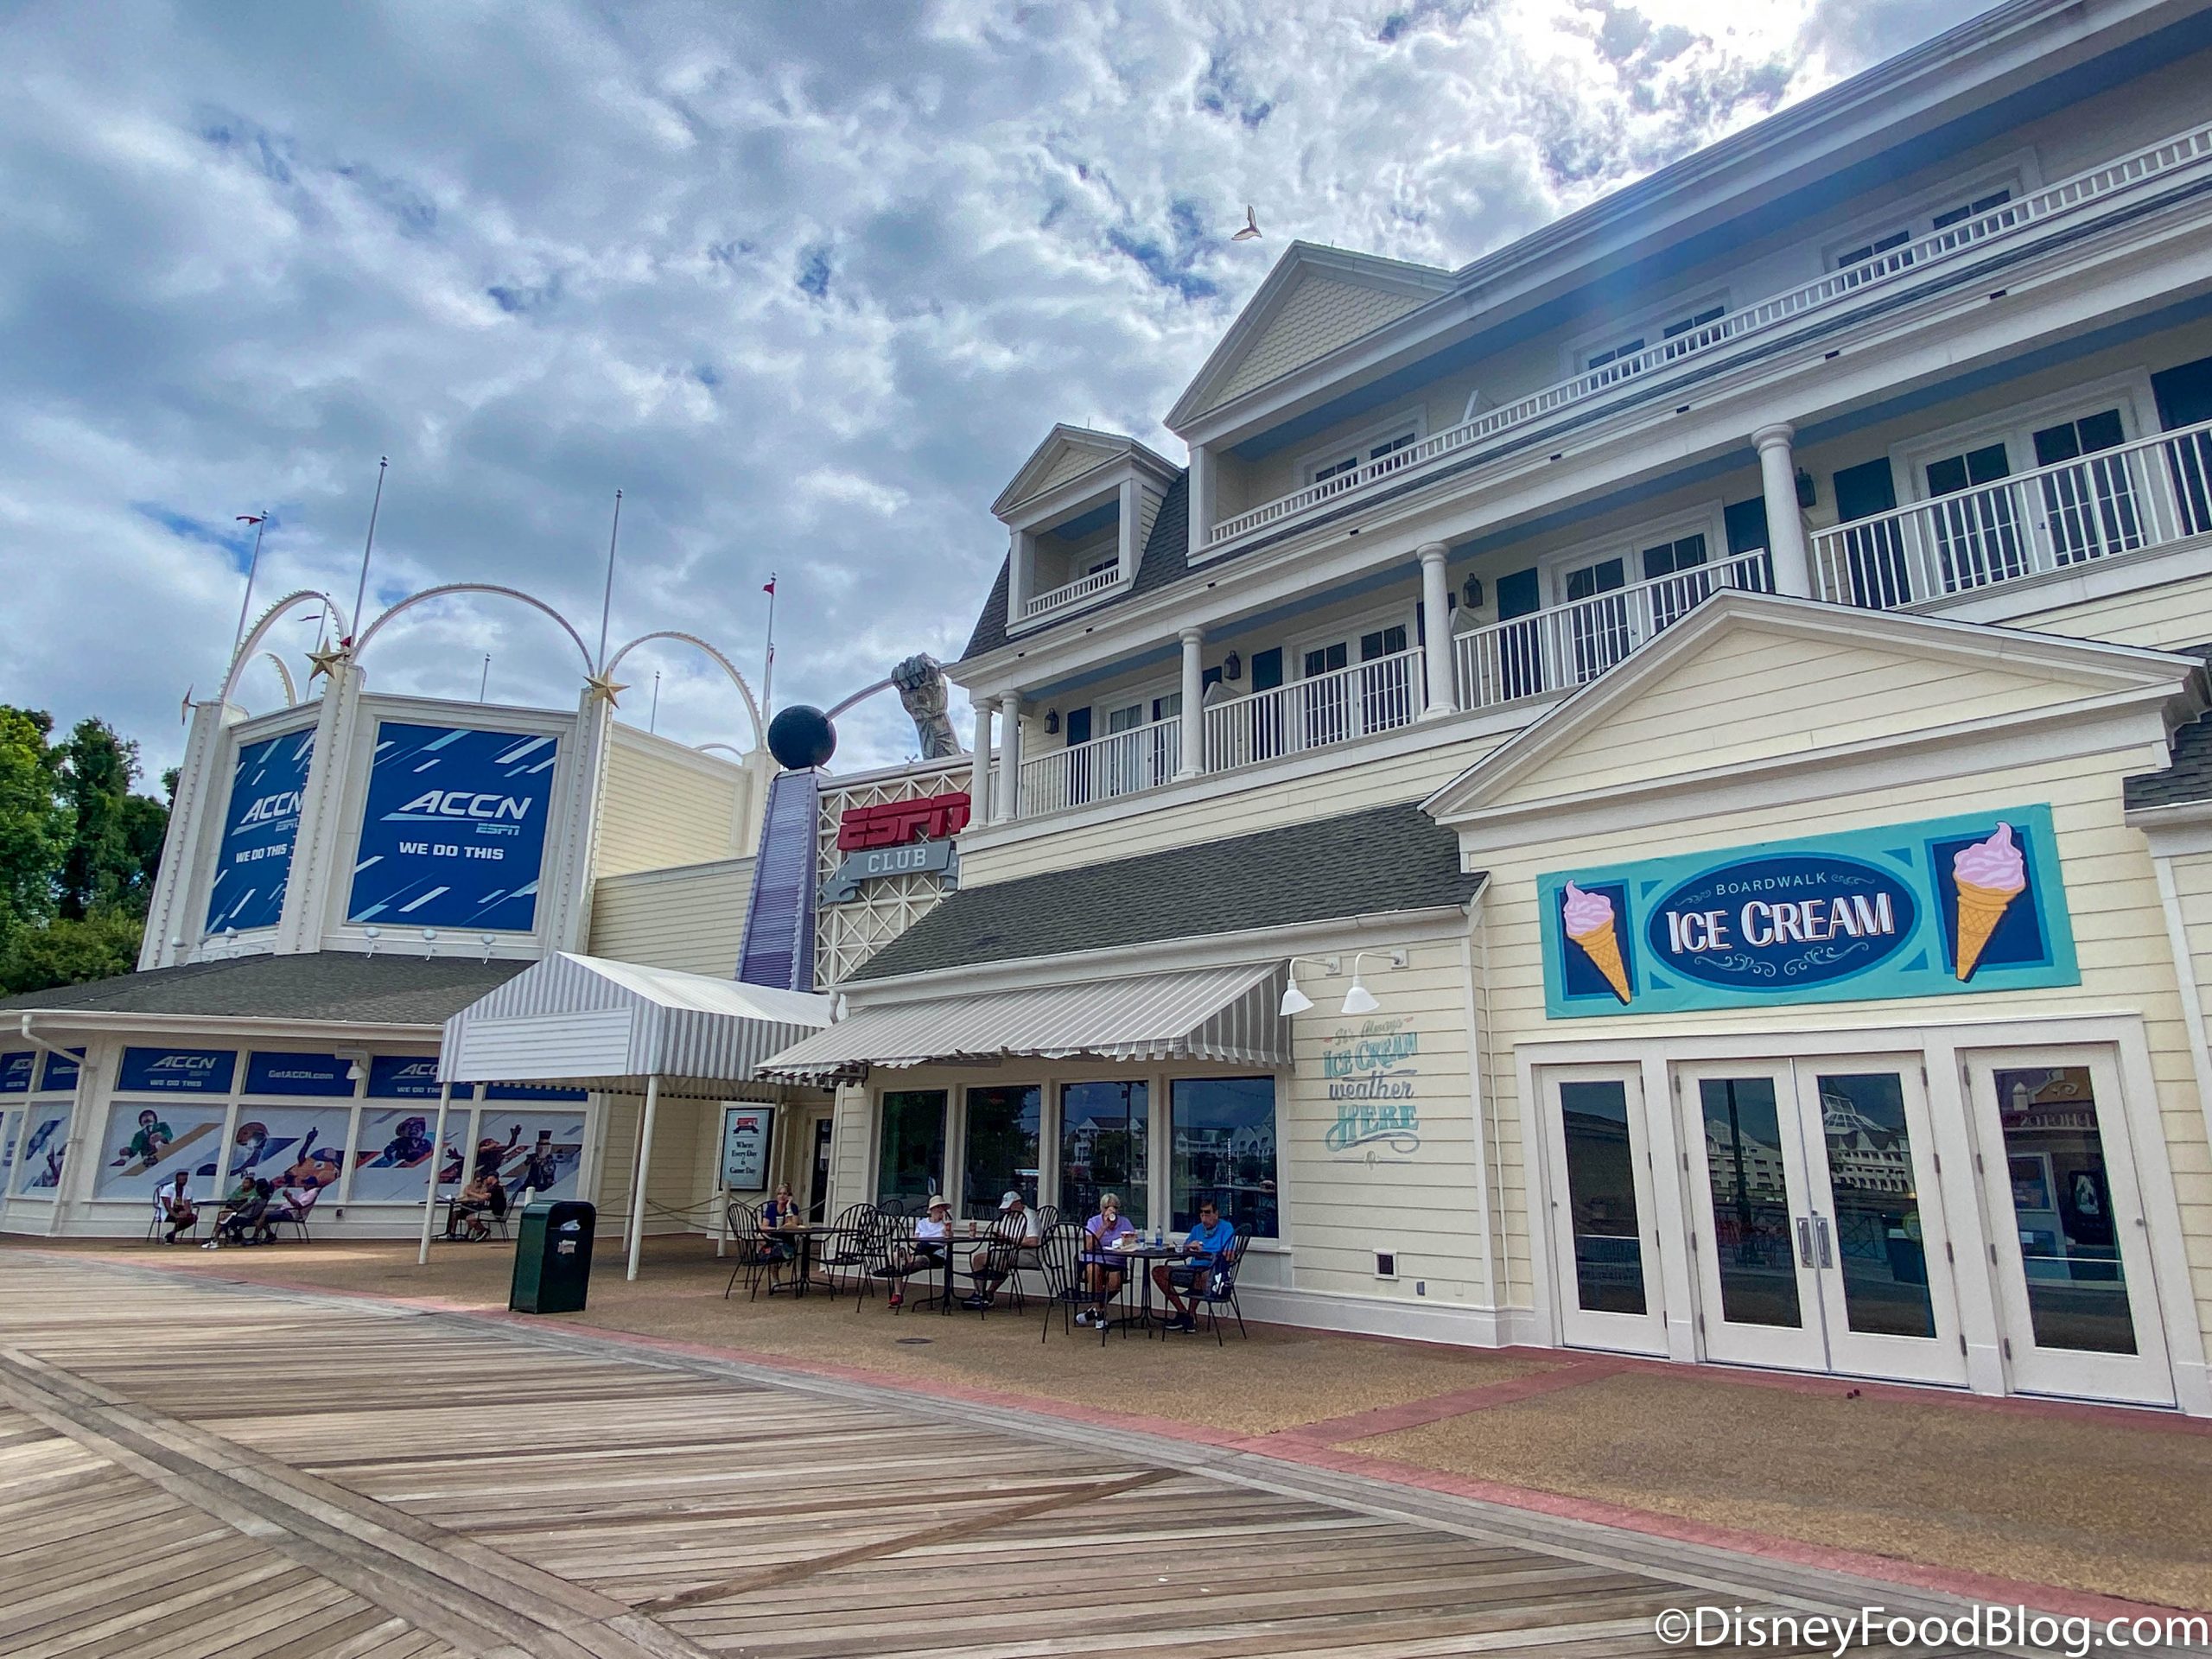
[1541,1047,2173,1403]
[1682,1058,1964,1386]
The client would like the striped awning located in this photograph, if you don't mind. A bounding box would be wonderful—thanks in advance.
[757,961,1290,1084]
[441,952,834,1097]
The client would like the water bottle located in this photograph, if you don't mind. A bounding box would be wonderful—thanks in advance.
[1153,1224,1163,1248]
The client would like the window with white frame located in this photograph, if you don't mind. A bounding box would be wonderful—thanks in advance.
[1300,412,1424,489]
[1828,176,2021,271]
[1580,300,1727,375]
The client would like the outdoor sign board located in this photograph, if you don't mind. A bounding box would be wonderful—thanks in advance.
[1539,805,2078,1018]
[367,1056,473,1099]
[206,727,315,936]
[823,790,969,903]
[346,722,559,933]
[117,1046,238,1095]
[244,1052,356,1097]
[0,1052,31,1095]
[719,1104,773,1192]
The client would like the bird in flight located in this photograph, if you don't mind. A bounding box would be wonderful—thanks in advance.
[1231,206,1262,241]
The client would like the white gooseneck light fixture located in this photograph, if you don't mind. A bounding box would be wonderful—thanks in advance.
[1339,950,1408,1016]
[1278,956,1340,1017]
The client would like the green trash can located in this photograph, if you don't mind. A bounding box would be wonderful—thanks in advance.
[511,1199,595,1314]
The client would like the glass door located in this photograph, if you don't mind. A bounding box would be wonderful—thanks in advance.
[1540,1065,1666,1354]
[1787,1060,1967,1387]
[1677,1065,1827,1371]
[1965,1051,2172,1406]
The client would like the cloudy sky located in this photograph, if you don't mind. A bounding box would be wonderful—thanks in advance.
[0,0,1975,779]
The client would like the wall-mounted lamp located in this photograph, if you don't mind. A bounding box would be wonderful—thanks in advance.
[1796,468,1816,510]
[480,932,499,962]
[1224,651,1242,682]
[1340,949,1408,1016]
[1044,709,1060,735]
[1278,955,1341,1017]
[421,928,438,956]
[1461,575,1484,610]
[362,925,381,957]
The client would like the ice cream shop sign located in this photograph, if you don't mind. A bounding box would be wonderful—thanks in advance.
[1539,806,2078,1018]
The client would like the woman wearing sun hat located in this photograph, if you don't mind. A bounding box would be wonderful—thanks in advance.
[887,1193,954,1309]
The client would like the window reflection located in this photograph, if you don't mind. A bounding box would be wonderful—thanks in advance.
[1169,1077,1276,1236]
[1060,1081,1147,1229]
[1993,1066,2137,1355]
[1559,1079,1645,1315]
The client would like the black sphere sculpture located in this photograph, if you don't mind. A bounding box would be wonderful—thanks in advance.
[766,704,837,771]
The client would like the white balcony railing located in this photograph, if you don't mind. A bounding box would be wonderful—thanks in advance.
[1204,120,2212,550]
[1811,416,2212,612]
[1203,646,1427,773]
[1021,565,1122,623]
[1018,715,1182,815]
[1452,550,1774,712]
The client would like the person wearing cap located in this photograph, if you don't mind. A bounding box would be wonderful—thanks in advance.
[1154,1198,1237,1333]
[887,1194,954,1309]
[960,1192,1040,1310]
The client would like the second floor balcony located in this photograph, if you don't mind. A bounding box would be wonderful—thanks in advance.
[1007,550,1776,822]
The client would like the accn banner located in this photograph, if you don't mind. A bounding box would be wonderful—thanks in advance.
[346,722,559,933]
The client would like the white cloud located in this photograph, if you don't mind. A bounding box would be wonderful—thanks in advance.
[0,0,1977,779]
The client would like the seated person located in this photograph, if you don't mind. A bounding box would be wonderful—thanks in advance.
[960,1191,1040,1310]
[885,1193,953,1309]
[1077,1192,1138,1327]
[154,1172,197,1244]
[212,1171,257,1232]
[760,1182,802,1262]
[1153,1199,1238,1333]
[275,1180,318,1228]
[448,1170,501,1241]
[216,1179,275,1246]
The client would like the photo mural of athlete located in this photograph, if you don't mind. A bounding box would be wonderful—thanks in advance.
[94,1103,225,1198]
[346,722,559,932]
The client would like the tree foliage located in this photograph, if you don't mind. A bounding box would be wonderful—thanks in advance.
[0,707,169,995]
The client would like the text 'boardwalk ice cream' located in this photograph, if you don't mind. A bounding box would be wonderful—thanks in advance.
[1951,822,2027,982]
[1562,880,1632,1002]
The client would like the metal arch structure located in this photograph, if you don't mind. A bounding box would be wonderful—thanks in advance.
[824,678,893,720]
[696,742,749,761]
[605,630,763,749]
[255,652,299,707]
[353,583,594,675]
[220,590,353,705]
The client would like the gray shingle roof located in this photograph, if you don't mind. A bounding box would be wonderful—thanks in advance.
[849,801,1482,982]
[0,950,531,1025]
[2122,642,2212,810]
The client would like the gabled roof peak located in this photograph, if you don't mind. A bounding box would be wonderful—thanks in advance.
[993,424,1180,522]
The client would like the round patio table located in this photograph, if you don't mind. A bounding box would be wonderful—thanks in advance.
[763,1223,842,1299]
[1087,1241,1182,1339]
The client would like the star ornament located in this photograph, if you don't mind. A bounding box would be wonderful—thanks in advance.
[306,643,351,683]
[584,670,629,707]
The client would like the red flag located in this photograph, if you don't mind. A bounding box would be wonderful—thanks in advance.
[762,578,776,594]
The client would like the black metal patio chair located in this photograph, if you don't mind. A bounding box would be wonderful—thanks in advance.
[722,1202,779,1300]
[955,1211,1031,1317]
[1036,1223,1099,1342]
[861,1212,942,1313]
[1185,1222,1255,1344]
[816,1202,876,1300]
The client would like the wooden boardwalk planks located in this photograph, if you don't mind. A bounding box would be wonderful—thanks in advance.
[0,1255,1992,1658]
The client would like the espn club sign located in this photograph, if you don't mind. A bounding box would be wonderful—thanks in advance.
[823,791,969,903]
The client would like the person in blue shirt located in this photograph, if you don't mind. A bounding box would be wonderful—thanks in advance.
[1153,1199,1237,1333]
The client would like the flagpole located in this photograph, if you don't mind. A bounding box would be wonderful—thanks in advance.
[231,513,269,659]
[760,572,778,721]
[596,489,623,671]
[349,457,388,645]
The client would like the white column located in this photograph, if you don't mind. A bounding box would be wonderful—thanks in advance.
[969,701,993,822]
[1754,423,1814,599]
[626,1075,660,1281]
[1418,543,1455,717]
[994,696,1023,823]
[1176,627,1205,779]
[416,1083,453,1266]
[1186,444,1216,557]
[1007,531,1032,623]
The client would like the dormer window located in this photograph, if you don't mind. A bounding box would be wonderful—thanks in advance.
[993,424,1179,633]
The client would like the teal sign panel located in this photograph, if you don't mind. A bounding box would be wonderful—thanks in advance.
[1539,804,2077,1018]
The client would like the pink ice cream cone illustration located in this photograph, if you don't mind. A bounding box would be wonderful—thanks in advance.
[1562,880,1631,1003]
[1951,822,2027,982]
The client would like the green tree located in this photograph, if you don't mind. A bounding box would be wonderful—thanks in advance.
[0,910,142,996]
[56,717,168,920]
[0,705,66,937]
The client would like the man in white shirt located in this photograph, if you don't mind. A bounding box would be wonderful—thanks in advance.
[153,1172,196,1244]
[961,1191,1040,1310]
[888,1194,954,1310]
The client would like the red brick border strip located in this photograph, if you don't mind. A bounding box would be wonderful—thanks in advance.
[1264,1357,1631,1446]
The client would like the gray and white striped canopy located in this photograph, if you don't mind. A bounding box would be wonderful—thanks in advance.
[757,961,1290,1084]
[442,952,834,1097]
